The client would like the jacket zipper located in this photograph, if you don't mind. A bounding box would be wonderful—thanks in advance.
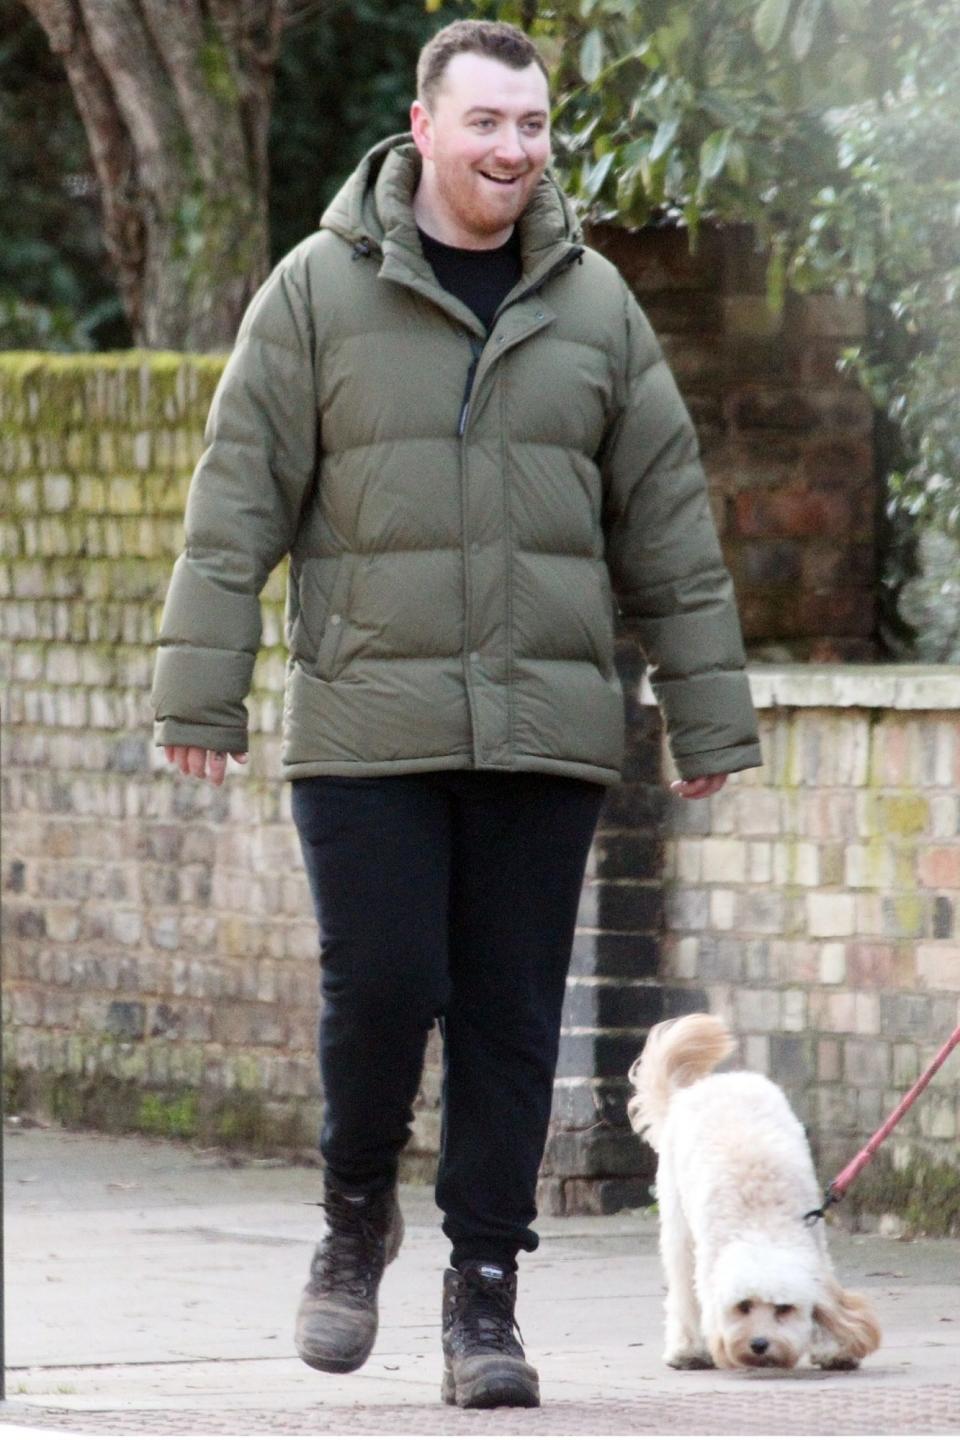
[455,246,584,437]
[458,336,485,438]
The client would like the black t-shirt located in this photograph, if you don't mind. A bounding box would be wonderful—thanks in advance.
[418,225,522,333]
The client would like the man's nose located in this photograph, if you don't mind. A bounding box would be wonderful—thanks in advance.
[492,128,526,165]
[750,1338,770,1355]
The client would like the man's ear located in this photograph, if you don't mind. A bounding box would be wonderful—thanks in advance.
[410,100,433,160]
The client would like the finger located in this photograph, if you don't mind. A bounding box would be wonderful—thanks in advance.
[186,746,207,779]
[207,752,227,787]
[671,775,719,800]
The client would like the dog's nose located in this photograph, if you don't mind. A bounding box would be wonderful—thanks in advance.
[750,1338,770,1356]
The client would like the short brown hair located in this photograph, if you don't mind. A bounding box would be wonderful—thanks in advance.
[417,20,549,111]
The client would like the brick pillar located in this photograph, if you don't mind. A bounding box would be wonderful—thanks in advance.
[538,627,710,1216]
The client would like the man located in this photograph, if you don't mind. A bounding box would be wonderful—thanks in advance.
[153,19,761,1410]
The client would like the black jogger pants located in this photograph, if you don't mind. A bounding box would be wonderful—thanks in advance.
[291,769,605,1271]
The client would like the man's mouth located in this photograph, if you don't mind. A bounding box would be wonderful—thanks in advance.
[479,171,523,186]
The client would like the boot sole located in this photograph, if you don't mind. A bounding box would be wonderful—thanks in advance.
[295,1204,404,1375]
[297,1345,372,1375]
[442,1361,540,1409]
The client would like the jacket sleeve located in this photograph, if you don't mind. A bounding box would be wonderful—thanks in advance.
[151,260,318,754]
[600,283,761,780]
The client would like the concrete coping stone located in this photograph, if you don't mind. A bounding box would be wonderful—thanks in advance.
[638,663,960,711]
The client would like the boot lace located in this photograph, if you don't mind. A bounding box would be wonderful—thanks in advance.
[313,1189,387,1301]
[457,1270,525,1353]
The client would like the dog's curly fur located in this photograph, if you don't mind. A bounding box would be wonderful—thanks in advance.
[628,1014,882,1372]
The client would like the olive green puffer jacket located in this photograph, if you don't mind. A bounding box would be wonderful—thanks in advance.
[152,136,760,785]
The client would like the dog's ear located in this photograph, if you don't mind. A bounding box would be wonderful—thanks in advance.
[812,1279,882,1361]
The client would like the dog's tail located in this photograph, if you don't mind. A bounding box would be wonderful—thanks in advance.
[626,1013,735,1150]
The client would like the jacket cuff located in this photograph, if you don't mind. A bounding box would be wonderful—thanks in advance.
[154,720,249,754]
[671,740,763,781]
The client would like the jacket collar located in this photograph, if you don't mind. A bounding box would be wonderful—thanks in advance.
[319,135,582,328]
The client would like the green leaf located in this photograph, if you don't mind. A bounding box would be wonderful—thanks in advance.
[753,0,791,53]
[828,0,868,29]
[582,149,615,202]
[699,129,732,182]
[727,138,749,186]
[649,116,680,163]
[580,29,604,84]
[790,0,823,63]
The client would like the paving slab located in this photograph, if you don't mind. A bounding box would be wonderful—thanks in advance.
[2,1126,959,1436]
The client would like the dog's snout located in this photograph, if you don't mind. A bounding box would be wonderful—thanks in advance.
[750,1338,770,1356]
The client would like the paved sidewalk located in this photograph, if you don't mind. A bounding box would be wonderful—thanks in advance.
[2,1126,959,1436]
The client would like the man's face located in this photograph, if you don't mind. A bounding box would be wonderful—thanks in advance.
[411,52,551,247]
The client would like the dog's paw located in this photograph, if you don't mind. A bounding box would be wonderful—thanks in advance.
[812,1354,860,1371]
[665,1349,716,1370]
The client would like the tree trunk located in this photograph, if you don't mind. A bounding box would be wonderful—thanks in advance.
[21,0,288,349]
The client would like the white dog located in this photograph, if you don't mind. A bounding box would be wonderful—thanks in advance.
[627,1013,881,1372]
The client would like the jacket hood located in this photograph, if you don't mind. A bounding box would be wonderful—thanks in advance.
[319,132,583,272]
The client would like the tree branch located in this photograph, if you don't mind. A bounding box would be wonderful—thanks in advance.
[76,0,188,194]
[21,0,146,333]
[139,0,249,192]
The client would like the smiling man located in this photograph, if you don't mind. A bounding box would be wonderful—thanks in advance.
[153,18,760,1411]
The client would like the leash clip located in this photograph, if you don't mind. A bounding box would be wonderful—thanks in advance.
[804,1185,841,1226]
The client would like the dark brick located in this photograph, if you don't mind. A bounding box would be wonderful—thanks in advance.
[6,861,26,893]
[550,1079,634,1132]
[569,931,659,979]
[769,1034,815,1086]
[556,1031,648,1081]
[933,896,952,939]
[880,993,932,1038]
[150,1003,181,1038]
[598,782,668,830]
[105,1001,146,1040]
[591,832,660,880]
[568,1176,653,1215]
[582,880,663,933]
[13,908,45,939]
[545,1127,644,1178]
[660,987,711,1019]
[619,740,663,784]
[563,982,663,1030]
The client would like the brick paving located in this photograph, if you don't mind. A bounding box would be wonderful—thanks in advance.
[7,1387,960,1436]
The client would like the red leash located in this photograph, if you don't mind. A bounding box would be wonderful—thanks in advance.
[805,1022,960,1223]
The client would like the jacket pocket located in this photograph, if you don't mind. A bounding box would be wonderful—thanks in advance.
[292,555,350,678]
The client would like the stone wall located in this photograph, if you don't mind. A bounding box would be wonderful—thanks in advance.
[643,666,960,1231]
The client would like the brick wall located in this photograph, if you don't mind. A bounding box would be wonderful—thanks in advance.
[589,223,876,661]
[643,666,960,1229]
[1,354,327,1152]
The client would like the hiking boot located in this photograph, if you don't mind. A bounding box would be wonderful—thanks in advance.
[441,1261,540,1408]
[294,1183,403,1373]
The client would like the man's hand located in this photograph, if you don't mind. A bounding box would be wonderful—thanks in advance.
[163,745,248,787]
[670,773,728,800]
